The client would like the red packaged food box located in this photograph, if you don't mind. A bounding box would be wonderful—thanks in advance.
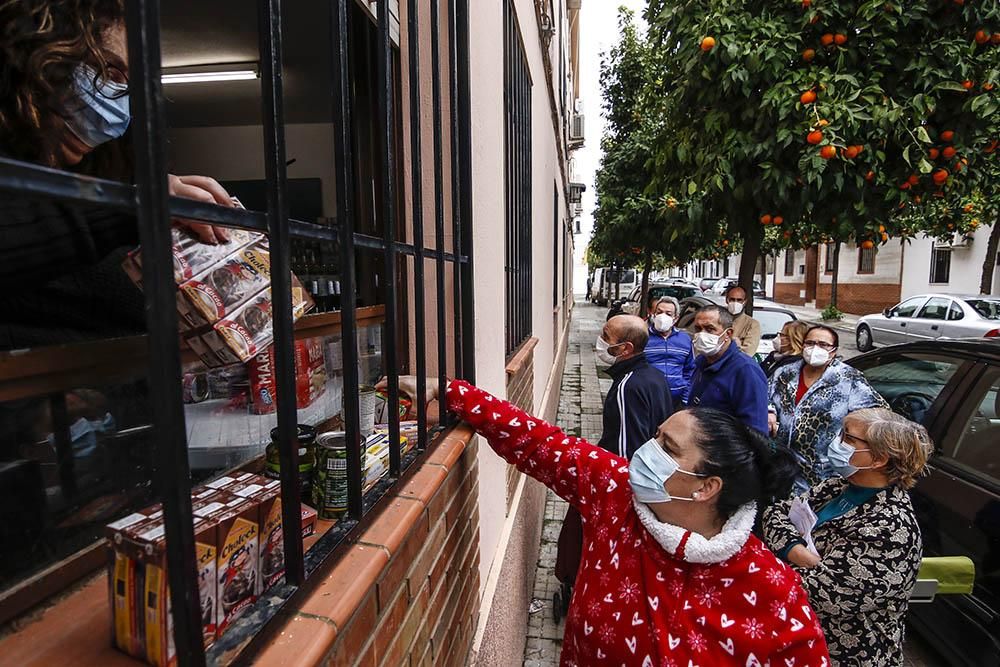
[214,493,259,635]
[124,226,263,286]
[248,338,327,415]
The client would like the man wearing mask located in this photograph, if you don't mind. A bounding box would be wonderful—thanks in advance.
[687,305,769,434]
[644,296,695,407]
[724,286,762,357]
[556,315,673,600]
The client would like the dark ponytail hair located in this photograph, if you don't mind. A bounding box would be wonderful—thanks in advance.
[685,408,799,520]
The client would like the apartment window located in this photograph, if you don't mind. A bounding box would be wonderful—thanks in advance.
[0,0,473,663]
[858,245,876,274]
[824,242,837,273]
[930,247,952,284]
[784,249,795,276]
[505,0,533,356]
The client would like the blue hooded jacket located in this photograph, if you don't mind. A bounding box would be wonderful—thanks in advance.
[644,324,695,406]
[688,341,769,435]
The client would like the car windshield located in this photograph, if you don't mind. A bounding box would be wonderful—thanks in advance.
[650,285,696,301]
[966,299,1000,320]
[755,310,795,337]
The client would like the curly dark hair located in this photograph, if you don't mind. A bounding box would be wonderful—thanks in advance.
[0,0,126,166]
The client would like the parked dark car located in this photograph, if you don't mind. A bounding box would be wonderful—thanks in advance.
[848,340,1000,666]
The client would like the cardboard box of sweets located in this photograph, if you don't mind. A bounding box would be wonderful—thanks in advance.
[247,338,327,415]
[123,226,263,286]
[178,239,272,328]
[106,489,234,667]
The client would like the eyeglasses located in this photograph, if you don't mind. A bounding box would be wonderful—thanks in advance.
[803,340,837,350]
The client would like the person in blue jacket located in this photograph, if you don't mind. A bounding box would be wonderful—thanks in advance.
[687,304,769,435]
[643,296,695,406]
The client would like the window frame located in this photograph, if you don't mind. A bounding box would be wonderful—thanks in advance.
[824,242,836,273]
[930,246,952,284]
[784,249,795,276]
[857,244,876,275]
[0,0,476,663]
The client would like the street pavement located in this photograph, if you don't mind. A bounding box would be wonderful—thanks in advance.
[522,298,944,667]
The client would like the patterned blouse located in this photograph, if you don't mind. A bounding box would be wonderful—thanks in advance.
[762,478,923,666]
[768,359,888,491]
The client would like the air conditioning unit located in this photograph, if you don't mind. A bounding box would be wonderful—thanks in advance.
[568,181,586,203]
[935,236,973,250]
[569,113,585,144]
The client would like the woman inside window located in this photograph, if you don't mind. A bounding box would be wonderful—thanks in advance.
[383,375,830,665]
[0,0,234,349]
[763,408,931,666]
[767,324,887,492]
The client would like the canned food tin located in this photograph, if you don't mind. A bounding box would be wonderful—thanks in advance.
[311,431,359,520]
[265,424,317,497]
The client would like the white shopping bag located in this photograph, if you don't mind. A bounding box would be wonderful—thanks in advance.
[788,497,820,557]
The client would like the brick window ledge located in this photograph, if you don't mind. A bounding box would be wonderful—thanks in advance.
[0,424,481,667]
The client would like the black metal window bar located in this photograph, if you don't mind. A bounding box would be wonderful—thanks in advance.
[504,0,533,358]
[0,0,475,664]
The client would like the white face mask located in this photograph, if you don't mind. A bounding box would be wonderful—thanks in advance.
[803,346,832,367]
[693,331,727,357]
[727,301,745,316]
[652,313,674,332]
[773,335,784,353]
[595,336,621,366]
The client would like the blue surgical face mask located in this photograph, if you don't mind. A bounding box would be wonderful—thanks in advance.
[827,433,873,478]
[65,65,131,148]
[629,438,704,503]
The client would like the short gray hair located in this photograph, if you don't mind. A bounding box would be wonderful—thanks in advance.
[652,296,680,315]
[697,304,734,330]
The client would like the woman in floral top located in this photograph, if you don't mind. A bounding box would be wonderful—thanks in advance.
[399,376,830,666]
[763,408,932,666]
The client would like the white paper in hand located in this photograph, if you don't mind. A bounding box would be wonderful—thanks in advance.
[788,497,820,557]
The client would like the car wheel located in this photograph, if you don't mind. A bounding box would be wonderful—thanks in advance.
[856,324,874,352]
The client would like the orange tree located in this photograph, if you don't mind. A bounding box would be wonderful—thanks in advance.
[643,0,998,308]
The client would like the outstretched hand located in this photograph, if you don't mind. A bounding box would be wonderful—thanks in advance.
[375,375,441,403]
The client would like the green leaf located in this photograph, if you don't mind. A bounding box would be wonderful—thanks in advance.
[902,146,911,166]
[915,127,932,144]
[935,81,969,92]
[688,181,698,195]
[918,159,933,174]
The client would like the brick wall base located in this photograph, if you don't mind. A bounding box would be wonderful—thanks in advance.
[775,283,806,306]
[815,283,900,316]
[253,428,482,667]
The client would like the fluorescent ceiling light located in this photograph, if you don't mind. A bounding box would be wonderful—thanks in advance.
[161,64,258,85]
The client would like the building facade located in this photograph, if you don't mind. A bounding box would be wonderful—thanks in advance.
[0,1,581,666]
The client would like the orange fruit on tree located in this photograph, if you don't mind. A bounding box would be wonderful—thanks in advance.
[900,182,911,190]
[963,80,974,90]
[807,130,823,144]
[879,225,886,233]
[861,240,875,249]
[963,203,975,213]
[881,233,889,242]
[908,174,920,186]
[986,140,999,154]
[940,130,955,142]
[865,170,875,181]
[914,195,923,204]
[800,90,817,104]
[953,158,968,172]
[947,223,955,230]
[802,48,816,62]
[810,14,821,24]
[722,239,729,247]
[984,83,995,91]
[802,0,811,6]
[821,33,835,46]
[942,146,957,159]
[783,231,793,239]
[700,36,716,51]
[932,169,949,185]
[993,33,1000,45]
[929,148,940,160]
[773,216,784,226]
[760,214,772,225]
[971,219,980,228]
[820,145,837,159]
[844,146,860,159]
[834,33,848,45]
[817,119,829,127]
[975,30,989,45]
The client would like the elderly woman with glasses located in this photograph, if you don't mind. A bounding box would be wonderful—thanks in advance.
[763,408,933,666]
[767,325,888,492]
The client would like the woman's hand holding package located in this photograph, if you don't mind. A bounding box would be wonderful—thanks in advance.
[787,543,822,568]
[168,174,235,244]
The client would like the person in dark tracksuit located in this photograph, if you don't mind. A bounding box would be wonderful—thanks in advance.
[554,315,673,605]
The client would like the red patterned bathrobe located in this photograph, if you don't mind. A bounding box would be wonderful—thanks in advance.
[446,379,829,667]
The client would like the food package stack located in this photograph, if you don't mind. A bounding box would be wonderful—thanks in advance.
[123,225,313,367]
[105,475,317,666]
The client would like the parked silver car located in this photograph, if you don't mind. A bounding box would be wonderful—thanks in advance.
[855,294,1000,351]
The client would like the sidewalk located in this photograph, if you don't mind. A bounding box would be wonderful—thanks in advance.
[772,301,860,334]
[521,298,940,667]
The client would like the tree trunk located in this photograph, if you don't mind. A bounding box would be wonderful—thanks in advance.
[739,219,764,315]
[830,241,841,309]
[980,220,1000,295]
[640,252,654,316]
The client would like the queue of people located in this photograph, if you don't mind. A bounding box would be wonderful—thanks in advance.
[520,293,928,664]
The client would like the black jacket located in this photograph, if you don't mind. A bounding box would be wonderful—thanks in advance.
[597,354,673,459]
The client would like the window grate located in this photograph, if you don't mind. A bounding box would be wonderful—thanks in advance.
[784,249,795,276]
[0,0,475,664]
[505,0,533,357]
[930,247,952,284]
[857,245,876,274]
